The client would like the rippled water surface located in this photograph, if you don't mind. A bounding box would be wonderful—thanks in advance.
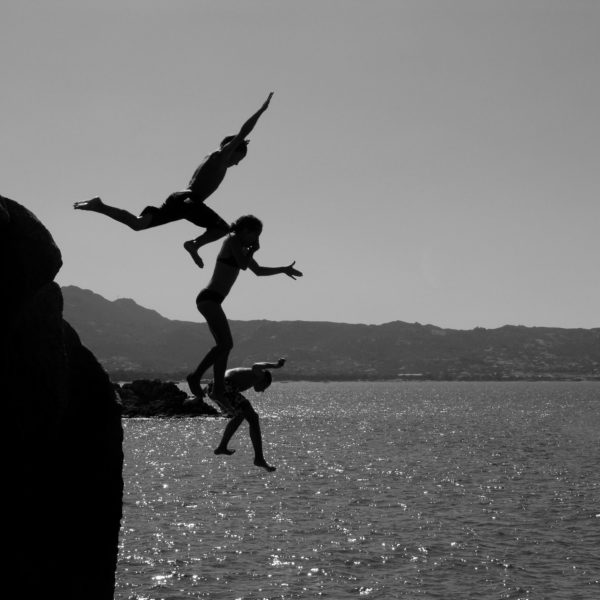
[116,382,600,599]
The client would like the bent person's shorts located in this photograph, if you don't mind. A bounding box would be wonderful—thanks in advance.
[206,381,249,416]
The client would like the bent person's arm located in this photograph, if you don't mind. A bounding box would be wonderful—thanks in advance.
[252,358,286,371]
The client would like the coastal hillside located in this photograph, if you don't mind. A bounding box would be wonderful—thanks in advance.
[62,286,600,381]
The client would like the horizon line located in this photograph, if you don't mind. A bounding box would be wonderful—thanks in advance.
[60,284,600,332]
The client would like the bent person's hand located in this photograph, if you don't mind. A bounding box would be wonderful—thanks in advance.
[285,261,302,280]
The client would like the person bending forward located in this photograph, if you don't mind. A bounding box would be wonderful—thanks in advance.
[211,358,287,472]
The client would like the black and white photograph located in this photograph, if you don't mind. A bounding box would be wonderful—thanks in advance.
[2,1,599,598]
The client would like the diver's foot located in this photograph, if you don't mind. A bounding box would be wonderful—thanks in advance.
[186,374,204,398]
[214,446,236,456]
[183,240,204,268]
[254,459,276,472]
[74,196,103,211]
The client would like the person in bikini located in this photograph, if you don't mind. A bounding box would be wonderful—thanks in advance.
[74,93,274,268]
[187,214,301,419]
[208,358,286,472]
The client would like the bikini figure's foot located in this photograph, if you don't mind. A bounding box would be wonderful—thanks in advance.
[254,459,276,472]
[74,196,103,211]
[184,240,204,268]
[214,446,236,456]
[186,374,204,398]
[208,389,235,415]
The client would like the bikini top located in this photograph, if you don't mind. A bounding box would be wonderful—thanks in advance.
[217,254,239,268]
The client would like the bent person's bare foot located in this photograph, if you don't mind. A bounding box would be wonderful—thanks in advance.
[74,196,103,211]
[208,389,234,414]
[183,240,204,268]
[254,459,276,472]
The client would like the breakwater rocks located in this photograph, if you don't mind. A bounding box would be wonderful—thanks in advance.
[1,196,123,600]
[116,379,219,417]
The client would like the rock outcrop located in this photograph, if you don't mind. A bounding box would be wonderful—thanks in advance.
[116,379,218,417]
[1,196,123,599]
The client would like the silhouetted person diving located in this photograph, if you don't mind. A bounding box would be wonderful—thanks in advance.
[187,215,301,421]
[210,358,287,472]
[74,93,274,268]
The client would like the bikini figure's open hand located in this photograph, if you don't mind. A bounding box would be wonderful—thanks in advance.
[284,261,302,280]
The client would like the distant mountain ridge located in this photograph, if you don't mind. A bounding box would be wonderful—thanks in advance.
[62,286,600,381]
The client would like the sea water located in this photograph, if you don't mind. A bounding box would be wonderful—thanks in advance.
[115,381,600,599]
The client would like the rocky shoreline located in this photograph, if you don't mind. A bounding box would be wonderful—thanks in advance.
[116,379,220,417]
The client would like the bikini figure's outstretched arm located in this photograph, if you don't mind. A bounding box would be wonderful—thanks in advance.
[248,258,302,279]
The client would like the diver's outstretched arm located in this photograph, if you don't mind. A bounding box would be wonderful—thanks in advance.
[220,92,274,158]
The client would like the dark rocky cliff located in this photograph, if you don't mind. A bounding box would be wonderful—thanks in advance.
[1,196,123,599]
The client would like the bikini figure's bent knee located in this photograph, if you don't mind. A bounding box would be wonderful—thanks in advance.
[209,340,232,359]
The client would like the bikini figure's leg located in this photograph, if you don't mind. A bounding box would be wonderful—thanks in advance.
[188,301,234,411]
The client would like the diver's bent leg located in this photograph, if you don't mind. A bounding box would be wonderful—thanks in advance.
[184,239,205,268]
[184,226,229,269]
[189,226,230,250]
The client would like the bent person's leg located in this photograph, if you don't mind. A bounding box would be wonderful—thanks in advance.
[246,405,275,472]
[74,197,152,230]
[214,413,244,455]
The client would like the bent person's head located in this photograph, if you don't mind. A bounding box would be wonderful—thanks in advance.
[221,135,249,166]
[254,370,272,393]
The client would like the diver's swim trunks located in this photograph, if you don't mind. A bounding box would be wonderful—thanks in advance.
[140,191,228,230]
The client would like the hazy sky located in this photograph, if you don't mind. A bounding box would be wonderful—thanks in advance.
[2,1,599,328]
